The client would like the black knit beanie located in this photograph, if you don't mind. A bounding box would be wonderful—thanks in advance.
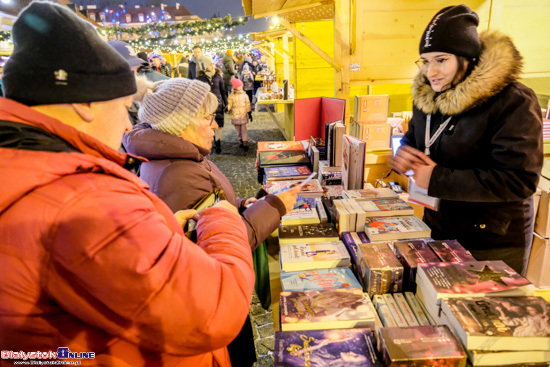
[3,2,136,106]
[419,4,481,58]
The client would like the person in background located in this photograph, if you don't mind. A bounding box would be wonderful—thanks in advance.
[134,51,168,82]
[161,56,173,77]
[151,54,170,78]
[228,77,252,151]
[240,64,255,121]
[188,45,212,80]
[176,53,190,78]
[222,49,236,96]
[0,3,254,366]
[123,76,300,367]
[196,57,227,153]
[108,40,151,126]
[390,5,543,274]
[212,66,228,153]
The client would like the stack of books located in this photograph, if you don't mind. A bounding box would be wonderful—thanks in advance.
[256,140,310,183]
[379,325,467,366]
[440,296,550,366]
[274,328,383,366]
[279,241,351,272]
[279,289,377,331]
[358,241,403,297]
[415,260,535,324]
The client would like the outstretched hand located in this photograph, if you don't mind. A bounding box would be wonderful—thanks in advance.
[276,186,302,214]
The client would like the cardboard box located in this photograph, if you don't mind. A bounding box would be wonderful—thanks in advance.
[526,232,550,288]
[354,95,389,123]
[359,123,391,150]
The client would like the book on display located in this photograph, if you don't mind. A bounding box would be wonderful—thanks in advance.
[343,188,398,201]
[404,291,432,326]
[416,261,535,304]
[382,293,409,327]
[463,349,550,366]
[364,215,431,241]
[392,293,420,327]
[257,141,306,152]
[279,241,351,272]
[340,231,370,288]
[380,325,467,367]
[279,289,376,331]
[280,267,363,292]
[440,296,550,352]
[427,239,476,263]
[278,223,339,244]
[274,328,383,367]
[392,240,440,292]
[258,150,310,167]
[264,165,312,181]
[281,196,320,225]
[358,198,415,217]
[265,179,323,197]
[372,294,398,327]
[359,242,403,296]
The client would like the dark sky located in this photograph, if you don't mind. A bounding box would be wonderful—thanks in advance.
[72,0,268,33]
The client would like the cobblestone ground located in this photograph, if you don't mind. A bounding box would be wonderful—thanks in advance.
[209,111,284,367]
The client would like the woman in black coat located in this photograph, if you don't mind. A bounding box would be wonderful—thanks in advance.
[391,5,543,275]
[197,66,228,154]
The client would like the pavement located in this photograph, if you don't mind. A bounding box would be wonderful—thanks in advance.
[209,110,284,367]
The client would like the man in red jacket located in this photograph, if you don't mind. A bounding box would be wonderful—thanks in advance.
[0,3,254,366]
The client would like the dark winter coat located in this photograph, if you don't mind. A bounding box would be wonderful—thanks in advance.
[123,123,287,250]
[188,59,198,79]
[211,69,228,125]
[196,69,227,127]
[152,63,171,78]
[222,53,236,88]
[137,65,169,82]
[402,30,543,274]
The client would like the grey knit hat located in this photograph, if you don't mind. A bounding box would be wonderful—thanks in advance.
[138,78,211,135]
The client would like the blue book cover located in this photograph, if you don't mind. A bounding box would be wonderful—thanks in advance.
[340,232,370,288]
[281,267,362,292]
[274,328,382,367]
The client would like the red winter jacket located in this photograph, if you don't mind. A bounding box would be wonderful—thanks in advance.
[0,98,254,366]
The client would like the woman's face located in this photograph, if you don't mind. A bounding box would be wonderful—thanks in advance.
[180,114,218,150]
[418,52,459,92]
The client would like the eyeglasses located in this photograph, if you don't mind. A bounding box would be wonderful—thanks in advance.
[415,55,452,72]
[205,114,216,126]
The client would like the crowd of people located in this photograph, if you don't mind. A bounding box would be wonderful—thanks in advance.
[0,2,544,367]
[127,46,267,154]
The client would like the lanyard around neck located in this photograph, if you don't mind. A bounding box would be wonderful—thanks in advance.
[424,114,452,156]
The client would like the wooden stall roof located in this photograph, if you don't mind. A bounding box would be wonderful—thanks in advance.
[242,0,334,21]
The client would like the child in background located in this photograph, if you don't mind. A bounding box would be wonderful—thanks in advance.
[228,78,251,151]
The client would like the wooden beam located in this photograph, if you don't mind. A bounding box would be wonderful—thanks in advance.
[266,36,293,59]
[257,46,274,59]
[253,0,334,19]
[278,17,341,70]
[334,0,351,124]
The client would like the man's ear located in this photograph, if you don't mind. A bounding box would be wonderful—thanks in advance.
[72,103,94,122]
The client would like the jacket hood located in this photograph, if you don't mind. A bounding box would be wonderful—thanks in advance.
[0,99,145,215]
[123,123,208,161]
[412,30,523,115]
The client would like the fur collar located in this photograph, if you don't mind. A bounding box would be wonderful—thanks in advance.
[412,30,523,115]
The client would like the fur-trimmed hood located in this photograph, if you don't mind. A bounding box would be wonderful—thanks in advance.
[412,30,523,115]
